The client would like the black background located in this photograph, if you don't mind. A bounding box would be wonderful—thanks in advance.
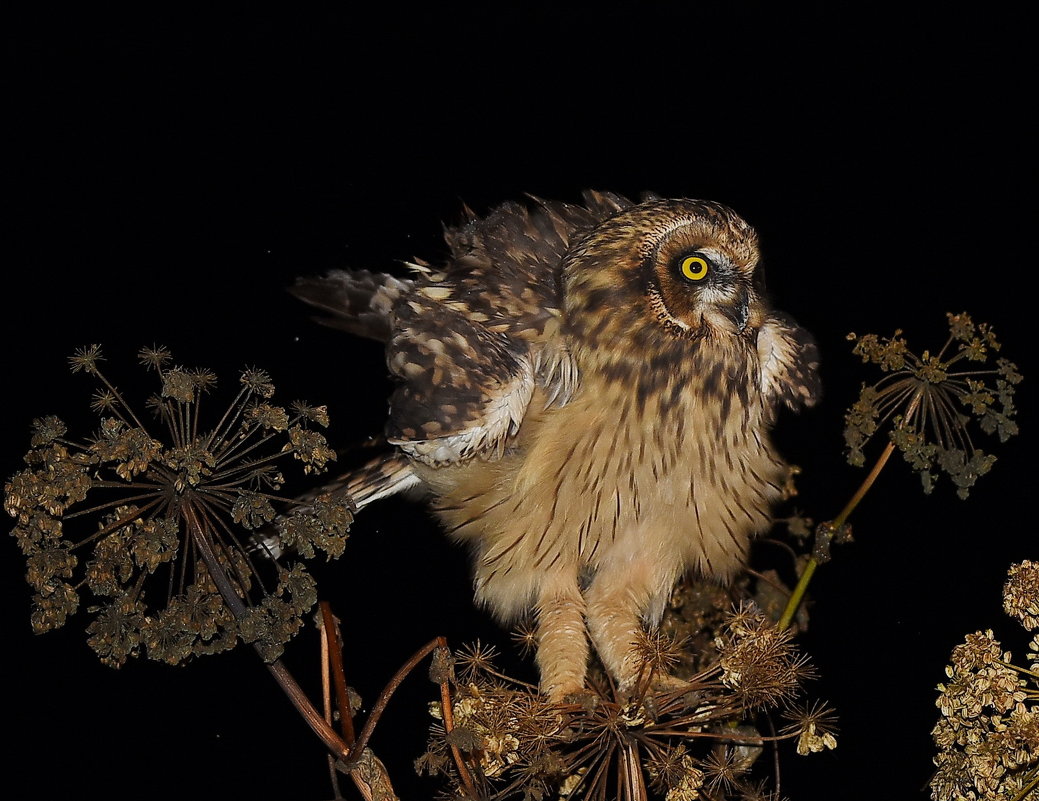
[3,8,1033,799]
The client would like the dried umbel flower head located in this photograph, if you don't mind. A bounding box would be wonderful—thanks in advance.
[4,346,352,666]
[781,699,839,756]
[420,602,833,800]
[930,563,1039,800]
[1004,560,1039,632]
[845,312,1022,498]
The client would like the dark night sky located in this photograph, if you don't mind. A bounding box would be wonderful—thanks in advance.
[3,8,1033,800]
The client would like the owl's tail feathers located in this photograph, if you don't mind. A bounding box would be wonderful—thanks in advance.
[329,453,424,510]
[289,269,414,342]
[249,453,423,561]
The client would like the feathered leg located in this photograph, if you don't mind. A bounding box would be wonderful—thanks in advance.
[584,558,671,697]
[534,572,589,701]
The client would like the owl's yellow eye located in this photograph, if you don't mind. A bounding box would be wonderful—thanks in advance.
[679,254,710,282]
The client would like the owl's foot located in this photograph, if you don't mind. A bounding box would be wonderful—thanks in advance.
[612,671,698,708]
[649,672,695,695]
[651,673,700,709]
[557,687,600,710]
[534,580,590,704]
[541,679,587,705]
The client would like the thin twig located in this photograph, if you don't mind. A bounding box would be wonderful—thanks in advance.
[1010,768,1039,801]
[350,637,447,761]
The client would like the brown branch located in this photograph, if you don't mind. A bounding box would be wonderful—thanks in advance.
[320,601,357,745]
[438,657,480,800]
[350,636,446,758]
[319,621,346,799]
[185,508,450,799]
[185,506,350,759]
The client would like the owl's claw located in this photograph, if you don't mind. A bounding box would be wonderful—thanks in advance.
[560,688,600,709]
[650,672,695,694]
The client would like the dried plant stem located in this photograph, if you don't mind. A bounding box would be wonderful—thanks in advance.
[438,663,480,800]
[619,740,648,801]
[190,498,482,799]
[319,608,346,800]
[344,636,479,800]
[185,506,352,758]
[186,507,405,800]
[350,637,444,758]
[320,601,356,745]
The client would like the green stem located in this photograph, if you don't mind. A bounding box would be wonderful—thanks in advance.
[777,439,897,630]
[778,390,925,630]
[777,559,820,630]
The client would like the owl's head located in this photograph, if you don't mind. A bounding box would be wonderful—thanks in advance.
[562,198,767,353]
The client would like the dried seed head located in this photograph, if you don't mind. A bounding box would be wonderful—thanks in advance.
[4,347,351,666]
[844,313,1021,498]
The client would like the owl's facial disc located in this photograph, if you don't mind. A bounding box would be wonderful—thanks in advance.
[651,245,756,335]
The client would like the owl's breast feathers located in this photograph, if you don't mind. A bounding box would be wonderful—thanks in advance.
[291,192,820,621]
[427,331,806,620]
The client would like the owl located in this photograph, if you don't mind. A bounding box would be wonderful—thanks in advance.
[291,191,820,701]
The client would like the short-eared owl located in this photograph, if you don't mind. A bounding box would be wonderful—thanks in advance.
[291,191,820,700]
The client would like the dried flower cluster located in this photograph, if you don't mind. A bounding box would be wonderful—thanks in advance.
[420,602,835,800]
[930,561,1039,800]
[844,312,1021,498]
[4,346,352,665]
[1004,561,1039,633]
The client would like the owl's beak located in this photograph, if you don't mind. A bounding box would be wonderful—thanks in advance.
[722,288,751,333]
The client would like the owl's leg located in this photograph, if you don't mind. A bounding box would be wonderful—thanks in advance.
[534,573,589,702]
[584,561,671,698]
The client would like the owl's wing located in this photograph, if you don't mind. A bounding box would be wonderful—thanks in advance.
[434,190,632,339]
[386,292,535,465]
[289,269,414,342]
[756,311,822,415]
[383,192,632,465]
[291,193,634,466]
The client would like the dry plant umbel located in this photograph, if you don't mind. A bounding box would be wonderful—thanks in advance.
[844,312,1021,498]
[420,600,834,800]
[4,345,352,665]
[779,312,1022,630]
[930,560,1039,801]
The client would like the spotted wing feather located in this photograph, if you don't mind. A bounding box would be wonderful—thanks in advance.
[292,193,638,466]
[431,191,634,340]
[290,269,413,342]
[386,293,534,465]
[385,192,635,464]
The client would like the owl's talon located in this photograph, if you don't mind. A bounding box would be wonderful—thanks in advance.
[546,688,600,738]
[650,673,694,694]
[560,688,599,709]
